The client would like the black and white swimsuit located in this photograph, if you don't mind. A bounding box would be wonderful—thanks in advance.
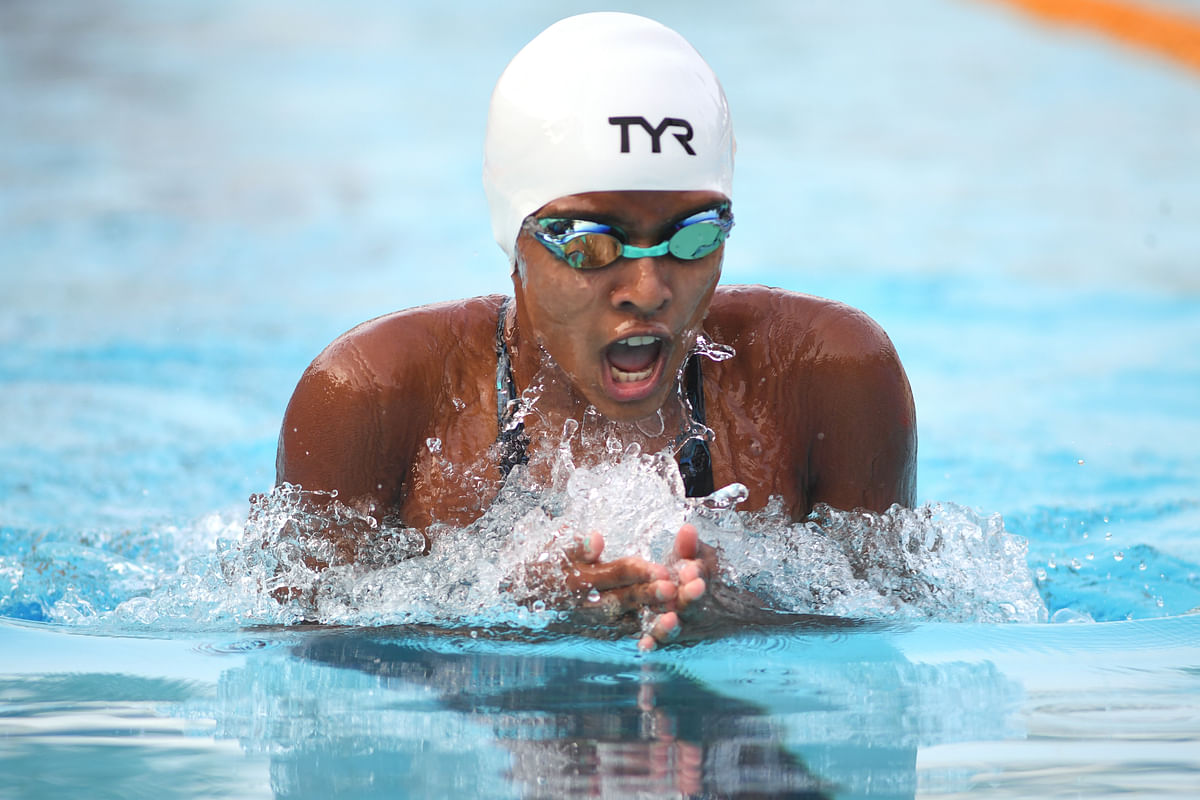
[494,298,714,497]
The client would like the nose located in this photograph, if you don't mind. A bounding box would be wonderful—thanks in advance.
[609,256,672,316]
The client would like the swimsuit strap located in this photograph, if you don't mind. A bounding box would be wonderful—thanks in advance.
[677,354,715,498]
[495,298,529,477]
[494,297,714,496]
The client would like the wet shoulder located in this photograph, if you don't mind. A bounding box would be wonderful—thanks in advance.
[310,295,507,390]
[707,284,894,368]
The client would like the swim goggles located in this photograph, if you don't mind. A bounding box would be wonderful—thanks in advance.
[524,204,734,269]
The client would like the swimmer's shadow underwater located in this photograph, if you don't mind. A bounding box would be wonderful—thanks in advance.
[266,625,857,799]
[225,614,965,798]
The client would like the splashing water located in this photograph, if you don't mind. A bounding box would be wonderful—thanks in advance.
[22,428,1045,633]
[690,332,736,364]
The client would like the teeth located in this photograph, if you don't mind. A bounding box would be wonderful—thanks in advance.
[619,335,659,347]
[611,365,655,382]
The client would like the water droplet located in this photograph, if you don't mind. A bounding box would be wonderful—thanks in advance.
[1076,459,1085,465]
[1113,551,1124,562]
[702,482,749,510]
[1069,558,1081,570]
[691,333,736,362]
[1138,561,1147,571]
[587,588,601,603]
[1085,552,1094,561]
[1036,568,1047,581]
[1047,557,1057,569]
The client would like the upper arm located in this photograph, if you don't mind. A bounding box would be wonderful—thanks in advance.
[802,305,917,513]
[276,322,427,512]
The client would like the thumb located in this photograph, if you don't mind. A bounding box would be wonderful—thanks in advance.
[672,523,699,562]
[563,531,605,564]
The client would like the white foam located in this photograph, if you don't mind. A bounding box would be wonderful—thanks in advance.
[85,437,1045,632]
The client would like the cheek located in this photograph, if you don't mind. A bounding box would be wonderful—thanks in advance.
[681,258,722,317]
[523,264,601,332]
[536,276,595,325]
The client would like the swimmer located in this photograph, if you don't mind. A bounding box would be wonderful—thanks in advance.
[276,13,916,649]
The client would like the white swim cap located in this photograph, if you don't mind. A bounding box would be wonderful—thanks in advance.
[483,13,735,262]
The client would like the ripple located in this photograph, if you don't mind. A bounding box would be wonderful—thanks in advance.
[192,637,279,655]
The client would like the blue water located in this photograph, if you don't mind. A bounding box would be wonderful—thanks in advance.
[3,0,1200,797]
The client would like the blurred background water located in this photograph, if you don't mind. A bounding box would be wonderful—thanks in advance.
[2,1,1199,796]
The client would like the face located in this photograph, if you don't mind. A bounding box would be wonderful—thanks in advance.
[512,189,727,422]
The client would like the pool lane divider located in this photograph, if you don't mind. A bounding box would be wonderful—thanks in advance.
[983,0,1200,73]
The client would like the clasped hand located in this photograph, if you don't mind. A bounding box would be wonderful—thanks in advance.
[522,522,716,650]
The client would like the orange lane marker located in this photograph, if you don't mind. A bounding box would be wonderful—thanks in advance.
[984,0,1200,73]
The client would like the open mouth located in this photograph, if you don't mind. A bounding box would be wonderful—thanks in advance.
[606,335,664,384]
[600,334,671,405]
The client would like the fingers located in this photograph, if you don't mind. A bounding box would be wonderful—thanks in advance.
[568,557,668,595]
[678,575,706,605]
[522,524,720,650]
[638,611,680,651]
[668,523,718,612]
[576,577,677,623]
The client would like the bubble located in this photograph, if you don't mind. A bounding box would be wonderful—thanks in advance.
[587,588,601,603]
[1114,551,1124,562]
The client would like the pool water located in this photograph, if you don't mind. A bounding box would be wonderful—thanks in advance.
[3,1,1199,797]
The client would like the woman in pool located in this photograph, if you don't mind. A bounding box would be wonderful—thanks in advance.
[276,13,916,648]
